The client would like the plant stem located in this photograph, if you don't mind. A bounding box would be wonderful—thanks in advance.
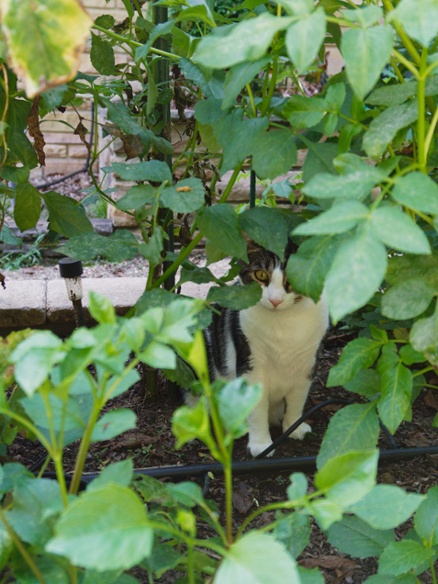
[0,508,46,584]
[417,48,429,172]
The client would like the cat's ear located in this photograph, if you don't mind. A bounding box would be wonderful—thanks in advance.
[285,238,299,257]
[247,240,263,257]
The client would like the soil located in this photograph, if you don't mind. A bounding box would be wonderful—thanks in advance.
[3,173,438,583]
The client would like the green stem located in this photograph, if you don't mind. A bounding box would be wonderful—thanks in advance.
[392,49,419,79]
[430,557,438,584]
[424,98,438,164]
[92,24,180,61]
[382,0,422,67]
[0,508,46,584]
[417,48,429,171]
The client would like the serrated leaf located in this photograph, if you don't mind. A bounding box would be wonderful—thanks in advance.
[222,57,270,109]
[341,25,393,100]
[344,368,381,398]
[196,204,247,261]
[57,230,139,263]
[193,13,292,69]
[327,337,382,387]
[90,33,115,75]
[294,200,368,235]
[240,207,290,259]
[116,184,159,211]
[41,191,93,237]
[315,450,378,508]
[325,229,388,323]
[303,166,385,200]
[160,178,205,213]
[390,0,438,47]
[252,129,297,180]
[363,100,418,159]
[377,361,412,434]
[218,378,262,439]
[370,204,431,254]
[207,282,262,310]
[378,540,434,576]
[87,460,133,493]
[274,512,311,560]
[91,409,137,442]
[285,8,326,74]
[317,403,379,469]
[410,308,438,367]
[287,235,339,301]
[392,172,438,215]
[14,183,42,231]
[350,485,424,530]
[0,0,92,97]
[215,532,300,584]
[381,278,435,320]
[327,515,394,559]
[106,160,172,183]
[46,485,153,571]
[414,485,438,547]
[283,95,326,129]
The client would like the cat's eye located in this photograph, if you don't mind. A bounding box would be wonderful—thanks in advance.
[254,269,269,282]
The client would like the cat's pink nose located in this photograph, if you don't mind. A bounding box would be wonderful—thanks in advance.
[269,298,283,307]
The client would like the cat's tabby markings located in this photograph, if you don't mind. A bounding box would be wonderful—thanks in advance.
[204,244,329,457]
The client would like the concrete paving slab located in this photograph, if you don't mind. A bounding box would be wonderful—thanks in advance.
[0,280,47,329]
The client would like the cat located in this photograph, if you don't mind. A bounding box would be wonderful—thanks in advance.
[203,242,329,457]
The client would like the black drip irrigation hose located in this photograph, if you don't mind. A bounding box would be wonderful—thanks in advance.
[40,397,438,491]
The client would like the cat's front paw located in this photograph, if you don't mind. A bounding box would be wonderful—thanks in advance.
[248,439,274,458]
[287,422,312,440]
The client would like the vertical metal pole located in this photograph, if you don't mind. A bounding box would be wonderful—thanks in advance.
[250,168,256,208]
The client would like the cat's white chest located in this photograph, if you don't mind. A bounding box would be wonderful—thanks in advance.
[239,297,328,397]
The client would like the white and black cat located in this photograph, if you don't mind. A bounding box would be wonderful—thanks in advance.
[204,243,329,457]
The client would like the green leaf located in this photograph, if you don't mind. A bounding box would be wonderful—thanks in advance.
[41,191,93,237]
[167,481,205,508]
[90,33,115,75]
[303,165,385,200]
[350,485,424,530]
[46,485,153,571]
[410,308,438,367]
[370,204,431,254]
[315,450,378,508]
[317,403,379,469]
[196,204,247,261]
[0,521,12,571]
[57,230,139,263]
[283,95,326,129]
[344,368,382,398]
[390,0,438,47]
[138,228,164,265]
[287,235,339,301]
[6,477,63,546]
[341,25,393,100]
[302,141,338,182]
[363,100,418,159]
[217,378,262,439]
[287,472,308,501]
[367,76,438,106]
[88,291,116,324]
[193,13,292,69]
[343,5,383,27]
[381,278,435,320]
[106,160,172,183]
[386,252,438,288]
[207,282,262,310]
[172,399,216,453]
[327,337,382,386]
[140,342,177,370]
[0,0,92,97]
[215,532,300,584]
[392,172,438,215]
[179,58,223,100]
[91,409,137,442]
[160,178,205,213]
[308,498,343,531]
[276,0,313,15]
[222,57,270,109]
[294,200,368,235]
[14,183,42,231]
[252,129,297,180]
[100,98,154,151]
[378,540,434,576]
[377,360,413,434]
[414,485,438,547]
[10,331,65,396]
[327,515,394,559]
[116,184,159,211]
[274,512,311,559]
[240,206,290,259]
[325,229,388,323]
[87,460,134,493]
[285,8,326,74]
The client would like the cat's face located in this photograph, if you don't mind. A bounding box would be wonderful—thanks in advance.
[239,245,302,311]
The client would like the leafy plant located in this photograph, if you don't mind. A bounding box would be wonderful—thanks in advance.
[0,0,438,581]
